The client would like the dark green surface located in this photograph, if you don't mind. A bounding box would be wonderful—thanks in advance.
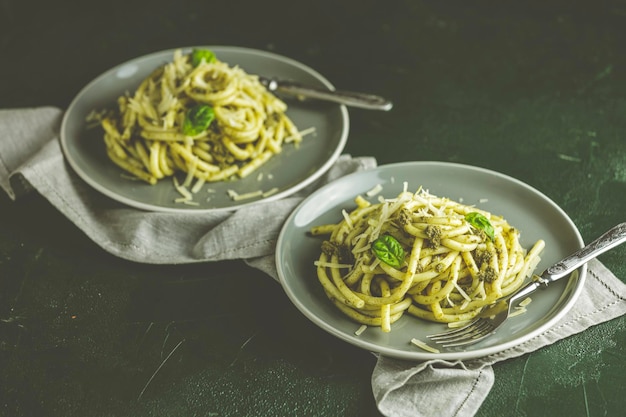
[1,1,625,416]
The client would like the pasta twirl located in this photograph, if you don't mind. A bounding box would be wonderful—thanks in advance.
[311,186,545,333]
[98,49,307,186]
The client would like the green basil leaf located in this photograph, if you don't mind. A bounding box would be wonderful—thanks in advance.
[465,212,495,241]
[372,235,405,268]
[183,104,215,136]
[191,48,216,67]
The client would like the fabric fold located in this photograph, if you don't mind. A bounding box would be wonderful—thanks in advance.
[0,106,63,199]
[373,357,494,417]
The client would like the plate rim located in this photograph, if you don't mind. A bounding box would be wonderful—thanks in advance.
[275,160,587,361]
[59,45,350,213]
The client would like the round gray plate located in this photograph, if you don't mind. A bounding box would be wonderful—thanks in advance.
[60,46,349,212]
[276,161,586,360]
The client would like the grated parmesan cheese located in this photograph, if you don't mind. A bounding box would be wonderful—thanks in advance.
[182,157,199,188]
[181,200,200,206]
[453,281,472,302]
[314,260,353,269]
[352,244,372,254]
[477,281,487,300]
[366,257,381,272]
[298,126,317,137]
[518,297,532,307]
[227,189,263,201]
[447,320,472,329]
[355,325,367,336]
[173,176,193,203]
[342,209,354,229]
[262,187,279,198]
[191,177,206,194]
[285,126,316,143]
[446,293,456,307]
[410,338,440,354]
[366,183,383,197]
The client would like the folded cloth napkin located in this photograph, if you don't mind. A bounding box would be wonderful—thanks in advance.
[0,107,375,264]
[1,107,625,417]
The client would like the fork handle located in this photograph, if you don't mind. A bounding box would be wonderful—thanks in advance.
[261,77,394,111]
[539,222,626,284]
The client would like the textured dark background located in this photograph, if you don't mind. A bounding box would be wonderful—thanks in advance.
[1,1,625,416]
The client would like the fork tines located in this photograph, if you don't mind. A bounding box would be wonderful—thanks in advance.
[427,319,497,347]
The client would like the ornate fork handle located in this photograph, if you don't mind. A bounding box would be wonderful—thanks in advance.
[539,222,626,285]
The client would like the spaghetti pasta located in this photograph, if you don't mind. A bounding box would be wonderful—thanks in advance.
[311,186,545,332]
[98,48,307,186]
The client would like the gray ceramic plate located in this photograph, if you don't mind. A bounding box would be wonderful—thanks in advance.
[60,46,349,212]
[275,161,586,360]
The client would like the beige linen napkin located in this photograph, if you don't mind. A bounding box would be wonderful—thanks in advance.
[0,107,375,264]
[2,107,625,417]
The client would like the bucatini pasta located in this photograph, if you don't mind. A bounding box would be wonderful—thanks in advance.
[311,184,545,333]
[98,48,308,187]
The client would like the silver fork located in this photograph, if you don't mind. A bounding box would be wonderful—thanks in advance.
[428,222,626,348]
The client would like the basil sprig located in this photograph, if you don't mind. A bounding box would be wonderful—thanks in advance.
[191,48,216,66]
[182,104,215,136]
[372,235,405,268]
[465,212,495,241]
